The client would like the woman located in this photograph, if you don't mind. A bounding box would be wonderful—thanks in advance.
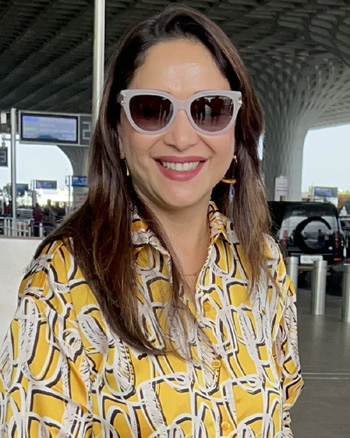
[0,5,303,437]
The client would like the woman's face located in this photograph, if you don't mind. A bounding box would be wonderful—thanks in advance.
[118,39,236,213]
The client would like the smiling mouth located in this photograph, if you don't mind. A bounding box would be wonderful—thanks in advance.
[159,161,201,171]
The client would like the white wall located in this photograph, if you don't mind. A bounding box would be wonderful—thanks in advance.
[0,237,41,344]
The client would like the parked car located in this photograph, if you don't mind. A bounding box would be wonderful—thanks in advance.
[340,216,350,233]
[340,216,350,263]
[268,201,345,271]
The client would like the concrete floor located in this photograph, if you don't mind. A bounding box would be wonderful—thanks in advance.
[291,288,350,438]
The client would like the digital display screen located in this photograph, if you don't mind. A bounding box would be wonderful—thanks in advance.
[71,176,88,187]
[20,112,78,144]
[35,180,57,190]
[314,187,337,198]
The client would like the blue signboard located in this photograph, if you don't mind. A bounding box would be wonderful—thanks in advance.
[314,186,337,198]
[16,183,29,192]
[71,176,88,187]
[35,180,57,190]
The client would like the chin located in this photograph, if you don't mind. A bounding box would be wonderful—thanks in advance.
[159,192,210,211]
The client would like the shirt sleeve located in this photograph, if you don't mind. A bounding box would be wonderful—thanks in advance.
[274,274,304,438]
[0,242,93,437]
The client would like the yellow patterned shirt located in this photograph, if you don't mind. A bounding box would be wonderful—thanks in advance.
[0,203,303,437]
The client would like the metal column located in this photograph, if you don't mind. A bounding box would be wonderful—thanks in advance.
[92,0,105,129]
[311,260,327,315]
[10,108,17,220]
[342,264,350,323]
[286,256,299,291]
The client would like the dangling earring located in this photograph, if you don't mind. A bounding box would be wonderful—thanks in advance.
[221,155,238,184]
[124,159,130,176]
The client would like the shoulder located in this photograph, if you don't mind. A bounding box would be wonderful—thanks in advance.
[19,240,83,303]
[11,240,101,351]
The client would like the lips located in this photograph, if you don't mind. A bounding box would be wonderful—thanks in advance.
[154,156,206,181]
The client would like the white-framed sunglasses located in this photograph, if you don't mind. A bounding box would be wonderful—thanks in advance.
[118,89,242,135]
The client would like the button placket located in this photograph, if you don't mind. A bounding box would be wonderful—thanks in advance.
[212,358,221,370]
[203,301,211,312]
[221,421,231,431]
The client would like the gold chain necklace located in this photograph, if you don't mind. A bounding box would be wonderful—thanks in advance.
[182,223,210,279]
[183,268,202,278]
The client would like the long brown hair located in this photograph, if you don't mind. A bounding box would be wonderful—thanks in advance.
[37,5,270,353]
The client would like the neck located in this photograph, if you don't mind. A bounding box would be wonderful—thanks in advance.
[142,199,211,276]
[153,202,209,241]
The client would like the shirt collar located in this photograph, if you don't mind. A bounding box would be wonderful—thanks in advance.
[207,201,232,244]
[131,208,168,255]
[131,201,232,253]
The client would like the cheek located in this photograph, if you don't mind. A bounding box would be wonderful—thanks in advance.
[122,133,156,172]
[216,131,236,160]
[228,129,236,151]
[120,119,161,162]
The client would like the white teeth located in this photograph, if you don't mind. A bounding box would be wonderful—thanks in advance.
[160,161,200,171]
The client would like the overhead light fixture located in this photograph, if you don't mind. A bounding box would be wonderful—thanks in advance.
[1,112,6,125]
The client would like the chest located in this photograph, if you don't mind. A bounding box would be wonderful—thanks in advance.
[80,281,282,438]
[78,238,283,436]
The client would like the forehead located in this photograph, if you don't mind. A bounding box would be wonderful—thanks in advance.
[129,39,229,93]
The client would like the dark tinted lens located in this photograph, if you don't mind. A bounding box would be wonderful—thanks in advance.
[191,95,234,132]
[129,95,173,131]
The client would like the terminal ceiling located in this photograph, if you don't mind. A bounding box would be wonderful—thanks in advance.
[0,0,349,129]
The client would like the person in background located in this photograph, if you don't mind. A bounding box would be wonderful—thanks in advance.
[42,198,57,235]
[4,201,11,216]
[32,202,43,237]
[53,201,65,222]
[43,198,56,222]
[0,5,303,437]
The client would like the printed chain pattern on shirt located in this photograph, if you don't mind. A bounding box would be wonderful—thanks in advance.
[0,203,303,437]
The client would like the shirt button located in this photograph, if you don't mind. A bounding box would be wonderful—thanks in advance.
[203,302,211,311]
[221,421,231,430]
[212,358,221,369]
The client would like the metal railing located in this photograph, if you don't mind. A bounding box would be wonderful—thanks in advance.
[286,256,298,291]
[0,217,44,237]
[342,264,350,323]
[287,257,350,322]
[310,260,327,315]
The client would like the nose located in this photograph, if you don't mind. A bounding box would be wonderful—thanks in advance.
[162,108,199,150]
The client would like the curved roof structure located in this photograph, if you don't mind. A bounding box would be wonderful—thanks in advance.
[0,0,349,127]
[0,0,349,199]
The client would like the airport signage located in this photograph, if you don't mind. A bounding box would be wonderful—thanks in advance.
[0,148,7,167]
[79,115,91,146]
[19,111,92,147]
[35,180,57,190]
[274,176,288,201]
[313,186,338,198]
[71,176,88,187]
